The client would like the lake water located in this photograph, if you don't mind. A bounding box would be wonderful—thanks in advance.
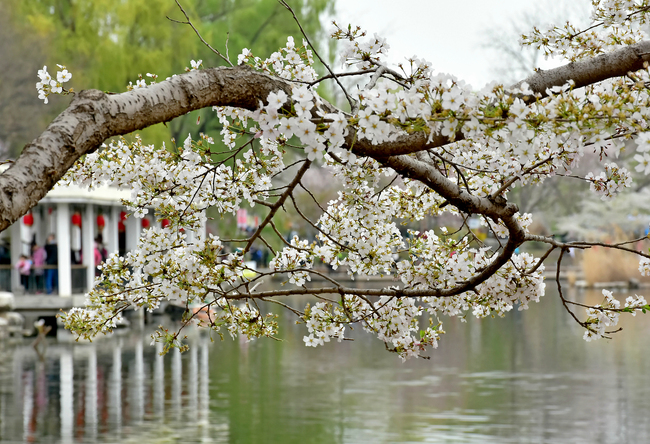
[2,286,650,443]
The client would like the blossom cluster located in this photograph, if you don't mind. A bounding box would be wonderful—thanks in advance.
[238,36,317,82]
[639,257,650,276]
[301,296,444,361]
[585,162,633,200]
[269,236,313,286]
[59,133,283,342]
[36,65,72,104]
[583,290,622,342]
[302,301,347,347]
[583,290,650,342]
[520,0,648,61]
[332,22,391,70]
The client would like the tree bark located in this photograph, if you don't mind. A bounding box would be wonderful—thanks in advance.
[2,41,650,232]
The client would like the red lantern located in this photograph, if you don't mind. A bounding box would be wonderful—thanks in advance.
[22,213,34,227]
[141,218,150,229]
[71,212,82,227]
[161,219,171,228]
[96,214,105,231]
[120,211,127,221]
[118,221,126,233]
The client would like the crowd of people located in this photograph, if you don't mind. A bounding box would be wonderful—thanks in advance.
[13,234,107,295]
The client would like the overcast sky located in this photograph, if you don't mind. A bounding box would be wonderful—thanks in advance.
[332,0,589,88]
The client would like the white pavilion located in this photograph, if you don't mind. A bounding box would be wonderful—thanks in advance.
[3,182,205,297]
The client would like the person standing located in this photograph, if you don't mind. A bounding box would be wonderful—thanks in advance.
[15,254,32,293]
[31,244,46,293]
[44,234,58,295]
[93,237,104,277]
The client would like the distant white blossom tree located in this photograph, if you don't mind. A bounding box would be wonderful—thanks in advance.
[4,0,650,359]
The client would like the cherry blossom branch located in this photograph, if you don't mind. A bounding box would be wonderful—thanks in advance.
[526,234,650,260]
[564,6,650,41]
[0,66,293,232]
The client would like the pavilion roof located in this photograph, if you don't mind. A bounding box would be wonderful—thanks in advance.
[41,182,131,206]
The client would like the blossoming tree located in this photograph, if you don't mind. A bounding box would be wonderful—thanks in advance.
[3,0,650,359]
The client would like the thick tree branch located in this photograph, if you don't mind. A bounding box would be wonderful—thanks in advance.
[378,154,527,294]
[512,40,650,96]
[351,40,650,158]
[379,155,519,220]
[3,40,650,232]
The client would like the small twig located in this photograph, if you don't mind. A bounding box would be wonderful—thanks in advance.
[170,0,233,67]
[225,32,231,62]
[307,68,378,87]
[277,0,356,111]
[526,245,556,275]
[298,182,336,219]
[490,155,554,200]
[242,160,312,256]
[269,219,295,248]
[271,158,307,180]
[260,297,304,317]
[258,234,277,256]
[370,174,399,201]
[289,193,349,251]
[555,248,588,329]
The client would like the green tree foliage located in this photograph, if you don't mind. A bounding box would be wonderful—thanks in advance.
[5,0,334,146]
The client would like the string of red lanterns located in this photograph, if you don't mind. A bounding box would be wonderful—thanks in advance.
[23,209,159,232]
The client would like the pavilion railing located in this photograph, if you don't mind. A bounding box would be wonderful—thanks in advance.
[0,264,88,295]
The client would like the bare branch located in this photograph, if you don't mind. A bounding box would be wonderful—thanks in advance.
[277,0,356,111]
[170,0,233,67]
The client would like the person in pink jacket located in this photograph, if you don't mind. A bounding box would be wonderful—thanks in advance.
[15,254,32,293]
[94,237,106,277]
[31,244,46,293]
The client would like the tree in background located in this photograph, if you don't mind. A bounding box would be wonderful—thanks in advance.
[4,1,650,359]
[0,10,51,157]
[3,0,334,151]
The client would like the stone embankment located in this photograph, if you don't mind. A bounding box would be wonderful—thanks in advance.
[0,292,25,338]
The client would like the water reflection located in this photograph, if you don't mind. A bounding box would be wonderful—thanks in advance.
[60,350,73,442]
[2,288,650,443]
[1,325,213,443]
